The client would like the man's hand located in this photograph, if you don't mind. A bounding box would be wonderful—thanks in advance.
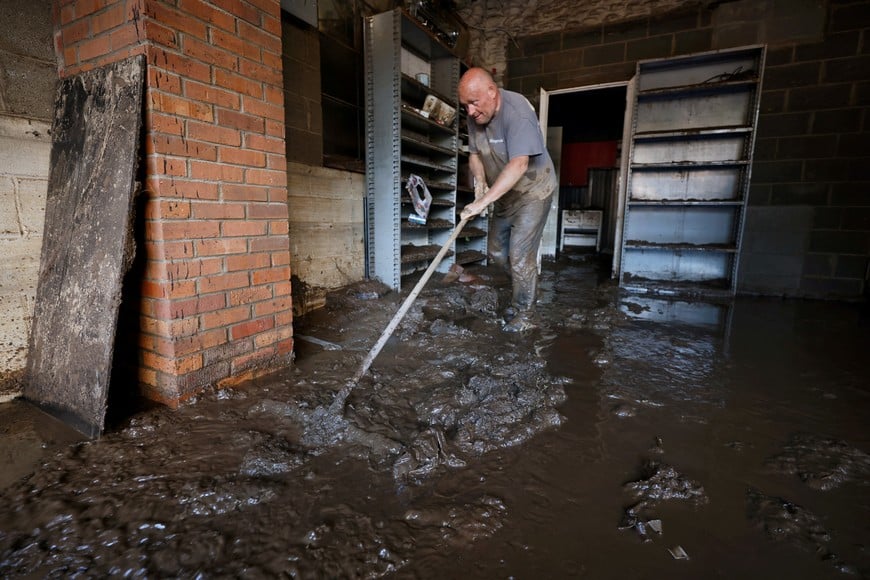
[460,200,485,221]
[474,180,488,201]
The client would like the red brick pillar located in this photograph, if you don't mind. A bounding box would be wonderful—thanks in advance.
[53,0,293,406]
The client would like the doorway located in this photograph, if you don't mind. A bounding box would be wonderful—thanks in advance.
[539,82,629,274]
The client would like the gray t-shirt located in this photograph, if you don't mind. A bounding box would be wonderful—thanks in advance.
[467,89,557,203]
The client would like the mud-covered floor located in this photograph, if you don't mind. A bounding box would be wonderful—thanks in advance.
[1,253,869,578]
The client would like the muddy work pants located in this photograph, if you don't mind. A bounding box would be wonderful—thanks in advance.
[487,191,553,312]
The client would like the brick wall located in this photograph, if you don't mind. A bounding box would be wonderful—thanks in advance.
[54,0,293,406]
[501,0,870,300]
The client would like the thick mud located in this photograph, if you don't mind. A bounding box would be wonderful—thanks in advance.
[1,253,868,578]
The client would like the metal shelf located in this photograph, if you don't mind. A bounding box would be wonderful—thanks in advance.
[637,77,758,99]
[456,249,486,265]
[634,125,753,140]
[623,241,738,252]
[631,160,750,170]
[617,45,765,298]
[627,199,745,206]
[401,244,452,264]
[365,8,461,290]
[401,218,453,231]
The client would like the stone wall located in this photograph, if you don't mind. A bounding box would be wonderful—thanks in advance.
[0,0,56,400]
[489,0,869,299]
[458,0,701,81]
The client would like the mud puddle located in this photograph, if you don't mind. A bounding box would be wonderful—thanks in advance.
[1,253,869,578]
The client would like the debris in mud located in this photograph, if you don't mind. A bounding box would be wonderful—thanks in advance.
[668,545,688,560]
[393,427,466,480]
[623,459,709,506]
[295,334,343,351]
[619,450,708,543]
[403,494,507,548]
[610,403,635,418]
[746,488,857,575]
[765,433,870,491]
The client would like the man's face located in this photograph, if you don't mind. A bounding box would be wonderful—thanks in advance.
[459,81,498,126]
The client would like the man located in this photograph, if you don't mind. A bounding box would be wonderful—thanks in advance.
[459,67,558,332]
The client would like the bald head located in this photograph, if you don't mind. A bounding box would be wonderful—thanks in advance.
[459,67,500,126]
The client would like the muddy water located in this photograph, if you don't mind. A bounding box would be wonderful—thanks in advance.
[1,254,868,578]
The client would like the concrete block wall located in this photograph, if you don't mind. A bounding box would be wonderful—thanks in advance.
[282,13,322,166]
[286,162,365,315]
[54,0,294,406]
[499,0,870,300]
[0,117,51,400]
[0,0,56,399]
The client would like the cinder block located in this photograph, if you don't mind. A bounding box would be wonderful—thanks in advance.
[0,177,17,235]
[824,55,870,83]
[808,229,868,253]
[744,205,814,233]
[802,253,835,276]
[760,90,785,114]
[847,157,870,181]
[838,133,870,157]
[830,183,870,206]
[812,108,863,134]
[795,31,860,61]
[776,135,837,160]
[751,160,803,183]
[543,50,582,74]
[741,253,804,277]
[0,0,54,60]
[649,9,700,35]
[0,134,52,178]
[512,55,543,77]
[799,275,864,298]
[714,22,761,49]
[519,33,562,57]
[764,62,821,90]
[519,73,559,94]
[835,254,869,278]
[766,46,794,66]
[674,29,713,55]
[626,35,673,61]
[766,13,825,45]
[771,182,830,205]
[813,207,843,229]
[16,178,46,235]
[804,158,851,181]
[830,2,870,32]
[841,207,870,230]
[788,84,852,111]
[747,184,772,205]
[563,28,603,50]
[756,112,810,138]
[753,137,777,161]
[583,43,625,66]
[0,53,56,119]
[603,19,647,44]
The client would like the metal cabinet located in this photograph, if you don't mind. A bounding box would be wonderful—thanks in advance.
[618,46,765,297]
[364,8,462,290]
[561,210,602,251]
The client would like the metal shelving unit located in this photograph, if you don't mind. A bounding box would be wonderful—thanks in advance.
[618,45,766,298]
[364,8,462,290]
